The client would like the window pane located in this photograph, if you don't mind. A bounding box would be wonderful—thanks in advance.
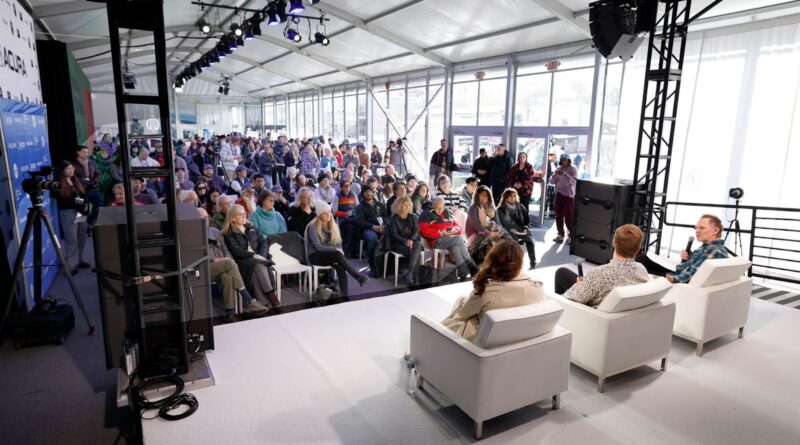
[427,87,445,158]
[478,78,506,126]
[551,68,594,127]
[323,97,333,139]
[452,82,478,126]
[264,101,275,130]
[388,89,405,137]
[372,93,387,150]
[515,74,551,126]
[276,100,286,134]
[345,94,357,140]
[357,92,367,141]
[333,96,344,142]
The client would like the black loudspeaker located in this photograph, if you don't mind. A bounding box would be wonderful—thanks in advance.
[93,204,214,370]
[589,0,654,61]
[570,179,633,265]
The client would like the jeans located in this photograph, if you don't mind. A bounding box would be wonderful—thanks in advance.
[362,229,379,273]
[58,209,87,270]
[391,240,423,278]
[434,235,475,277]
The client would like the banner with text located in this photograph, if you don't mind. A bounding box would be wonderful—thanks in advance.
[0,0,42,104]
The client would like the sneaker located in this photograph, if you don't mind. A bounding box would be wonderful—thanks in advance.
[243,300,269,318]
[553,235,565,243]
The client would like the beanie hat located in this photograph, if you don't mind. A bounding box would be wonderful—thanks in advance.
[314,200,331,216]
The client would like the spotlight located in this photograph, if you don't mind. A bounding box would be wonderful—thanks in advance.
[226,35,238,52]
[314,32,329,46]
[267,6,280,26]
[249,17,262,36]
[285,28,301,43]
[289,0,304,14]
[236,34,245,46]
[219,85,225,94]
[223,86,230,96]
[275,1,288,23]
[209,51,220,64]
[310,0,321,4]
[197,19,212,35]
[244,24,254,40]
[199,57,210,68]
[216,42,228,57]
[230,22,243,37]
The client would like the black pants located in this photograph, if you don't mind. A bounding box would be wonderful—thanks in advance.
[391,240,423,278]
[519,194,531,227]
[554,267,579,295]
[514,233,536,267]
[309,250,362,297]
[635,253,672,276]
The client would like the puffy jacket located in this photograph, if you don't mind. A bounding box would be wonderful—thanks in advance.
[419,208,461,241]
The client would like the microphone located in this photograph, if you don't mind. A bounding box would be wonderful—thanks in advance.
[576,258,584,277]
[685,236,695,256]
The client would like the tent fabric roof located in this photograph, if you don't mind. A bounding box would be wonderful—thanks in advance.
[28,0,797,98]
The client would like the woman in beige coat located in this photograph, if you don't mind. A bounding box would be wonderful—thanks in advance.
[442,240,546,341]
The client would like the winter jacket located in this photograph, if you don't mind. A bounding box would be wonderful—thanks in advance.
[419,208,461,241]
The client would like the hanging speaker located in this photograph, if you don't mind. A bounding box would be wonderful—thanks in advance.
[589,0,656,61]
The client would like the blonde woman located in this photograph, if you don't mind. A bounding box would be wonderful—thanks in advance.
[305,200,369,297]
[387,196,422,286]
[286,186,315,234]
[222,204,280,311]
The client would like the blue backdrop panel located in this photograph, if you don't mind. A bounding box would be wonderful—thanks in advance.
[0,98,59,309]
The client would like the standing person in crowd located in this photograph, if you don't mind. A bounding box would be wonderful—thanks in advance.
[111,183,142,207]
[219,137,241,180]
[410,182,431,215]
[370,145,382,174]
[342,145,360,170]
[94,143,117,205]
[235,187,257,217]
[358,145,370,171]
[230,165,251,194]
[433,175,468,213]
[250,190,287,237]
[131,178,158,205]
[320,147,338,170]
[387,196,422,287]
[251,174,268,195]
[441,241,545,341]
[471,148,490,185]
[429,138,456,185]
[497,188,537,269]
[507,151,537,227]
[256,144,277,187]
[192,143,212,174]
[385,181,406,217]
[151,143,165,166]
[222,204,281,311]
[420,197,478,281]
[202,164,227,193]
[488,143,513,204]
[465,185,507,244]
[72,145,101,225]
[300,143,320,178]
[555,224,649,305]
[353,187,388,276]
[305,201,370,296]
[384,140,397,166]
[271,185,290,217]
[637,214,729,284]
[461,177,479,205]
[314,174,336,204]
[286,187,316,234]
[333,144,344,168]
[175,168,194,191]
[283,142,299,171]
[198,207,269,321]
[210,194,233,229]
[55,161,89,275]
[549,153,578,243]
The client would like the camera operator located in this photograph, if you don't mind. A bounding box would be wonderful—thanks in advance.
[56,161,89,275]
[72,145,101,226]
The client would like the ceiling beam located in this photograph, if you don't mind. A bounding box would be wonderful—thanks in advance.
[254,34,369,80]
[79,46,208,69]
[225,53,317,89]
[67,25,196,51]
[32,0,105,19]
[528,0,591,38]
[311,2,452,67]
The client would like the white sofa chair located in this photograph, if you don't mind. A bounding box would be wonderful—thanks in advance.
[551,278,675,392]
[664,256,752,356]
[409,300,571,439]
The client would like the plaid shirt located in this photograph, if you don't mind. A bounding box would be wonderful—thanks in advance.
[671,239,729,283]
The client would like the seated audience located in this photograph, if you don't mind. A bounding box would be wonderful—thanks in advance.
[382,164,398,185]
[251,173,268,195]
[175,168,194,191]
[250,190,287,237]
[202,163,227,193]
[638,214,729,283]
[131,146,160,167]
[555,224,650,306]
[111,183,143,206]
[271,185,290,216]
[205,189,220,216]
[385,181,406,217]
[441,240,545,341]
[432,174,468,213]
[353,187,388,276]
[235,187,257,217]
[194,180,210,206]
[497,188,536,269]
[231,165,251,194]
[314,174,336,204]
[465,185,507,242]
[131,178,158,205]
[286,187,316,234]
[305,201,369,296]
[461,176,479,204]
[210,194,233,230]
[178,190,199,206]
[387,197,422,286]
[410,182,431,215]
[222,204,281,311]
[340,169,361,197]
[419,196,478,280]
[198,207,269,321]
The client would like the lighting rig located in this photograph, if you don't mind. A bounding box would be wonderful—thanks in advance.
[176,0,329,90]
[219,77,231,96]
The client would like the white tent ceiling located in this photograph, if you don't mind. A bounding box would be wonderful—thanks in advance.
[25,0,800,99]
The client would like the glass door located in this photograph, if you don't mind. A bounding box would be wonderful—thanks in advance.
[451,128,504,190]
[514,133,548,226]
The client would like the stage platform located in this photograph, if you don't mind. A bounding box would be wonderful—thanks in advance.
[142,266,800,444]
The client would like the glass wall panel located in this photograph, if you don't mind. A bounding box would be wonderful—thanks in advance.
[296,101,306,138]
[388,88,406,137]
[333,95,344,141]
[514,74,550,126]
[452,82,478,126]
[345,94,357,141]
[427,87,445,157]
[551,67,594,127]
[357,90,367,141]
[264,101,275,132]
[323,95,333,138]
[478,78,506,126]
[276,100,286,134]
[372,88,388,149]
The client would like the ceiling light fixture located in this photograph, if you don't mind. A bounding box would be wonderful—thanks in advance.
[230,22,243,37]
[285,27,301,43]
[314,32,329,46]
[197,19,212,35]
[289,0,304,14]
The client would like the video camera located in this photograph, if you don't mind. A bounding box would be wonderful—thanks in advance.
[21,166,61,195]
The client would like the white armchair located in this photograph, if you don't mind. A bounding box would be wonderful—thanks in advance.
[409,300,571,439]
[551,278,675,392]
[664,256,752,356]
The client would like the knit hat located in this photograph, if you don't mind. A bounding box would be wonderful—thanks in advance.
[271,184,283,193]
[203,163,214,170]
[314,200,331,216]
[560,153,570,161]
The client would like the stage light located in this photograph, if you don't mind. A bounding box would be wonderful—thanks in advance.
[275,1,288,23]
[231,22,243,37]
[198,19,212,35]
[236,34,245,46]
[227,35,238,52]
[223,86,230,95]
[285,28,301,43]
[249,18,262,36]
[267,6,280,26]
[209,51,220,64]
[310,0,321,4]
[289,0,304,14]
[219,85,225,94]
[199,57,210,68]
[314,32,329,46]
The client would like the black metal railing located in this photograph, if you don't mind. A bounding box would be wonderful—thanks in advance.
[663,201,800,286]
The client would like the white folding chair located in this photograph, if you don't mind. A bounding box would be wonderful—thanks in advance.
[383,250,426,287]
[269,243,312,302]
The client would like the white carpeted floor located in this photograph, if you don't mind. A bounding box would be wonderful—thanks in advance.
[143,266,800,444]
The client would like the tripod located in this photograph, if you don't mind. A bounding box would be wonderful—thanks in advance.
[0,195,95,337]
[396,140,409,178]
[723,198,744,257]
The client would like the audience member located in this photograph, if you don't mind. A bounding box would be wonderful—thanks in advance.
[471,148,490,185]
[419,196,478,280]
[250,190,287,237]
[353,187,388,276]
[387,197,422,286]
[132,178,158,205]
[314,174,336,204]
[550,153,578,243]
[175,168,194,191]
[488,143,512,203]
[429,139,455,184]
[72,145,101,225]
[385,181,407,217]
[286,187,316,234]
[55,160,89,275]
[210,194,233,230]
[432,175,468,215]
[178,190,199,206]
[410,182,431,215]
[111,183,142,207]
[131,145,160,167]
[465,185,507,243]
[507,151,538,227]
[497,188,537,269]
[230,165,251,194]
[235,187,257,217]
[251,174,268,195]
[271,185,290,216]
[202,164,227,193]
[305,201,369,296]
[555,224,650,306]
[461,176,479,205]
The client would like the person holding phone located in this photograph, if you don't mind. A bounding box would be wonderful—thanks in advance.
[549,153,578,243]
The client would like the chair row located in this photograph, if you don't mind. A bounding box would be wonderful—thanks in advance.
[409,256,753,439]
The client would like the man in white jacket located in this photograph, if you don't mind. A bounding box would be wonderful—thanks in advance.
[219,138,241,180]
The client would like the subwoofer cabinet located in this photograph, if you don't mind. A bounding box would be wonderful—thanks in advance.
[93,204,214,370]
[570,179,634,265]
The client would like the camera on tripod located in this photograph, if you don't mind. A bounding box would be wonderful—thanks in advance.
[729,187,744,200]
[21,166,61,196]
